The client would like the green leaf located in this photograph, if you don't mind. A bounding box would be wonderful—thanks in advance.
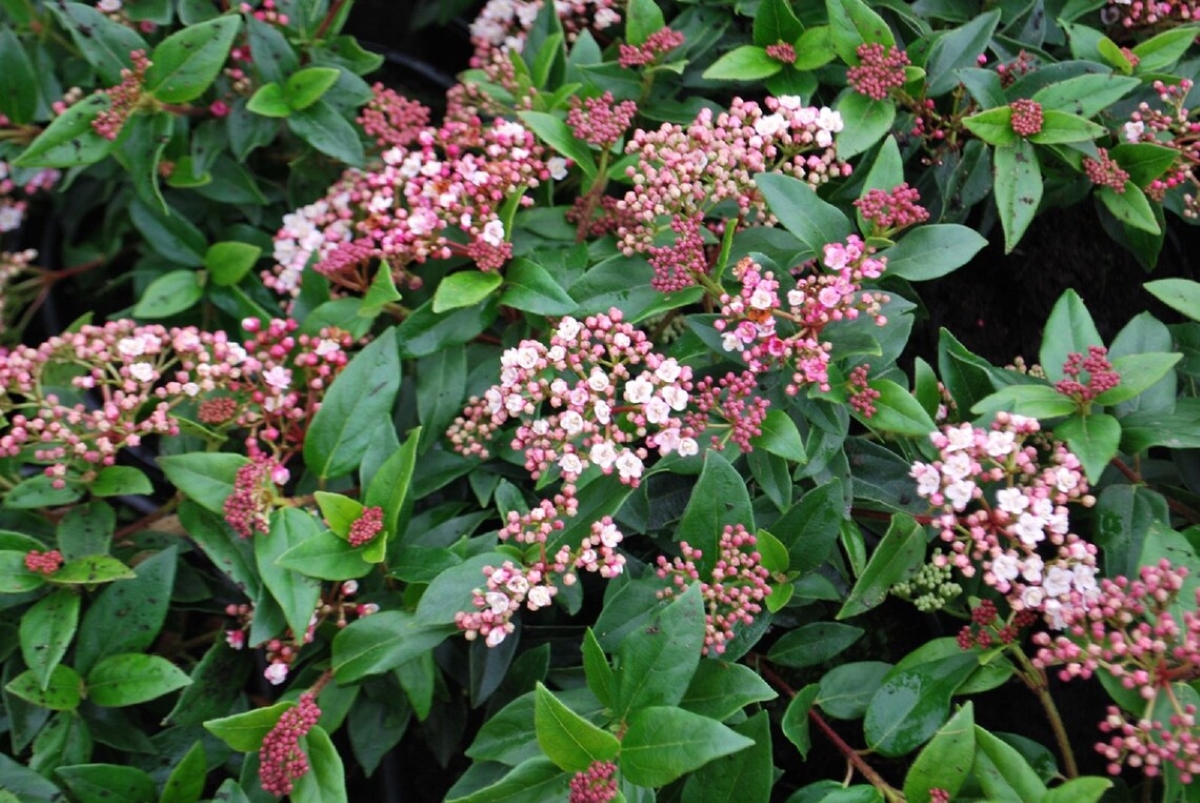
[276,529,372,580]
[85,653,191,706]
[993,139,1042,253]
[1098,182,1159,234]
[203,701,292,751]
[51,555,136,585]
[817,661,893,720]
[534,682,620,772]
[702,46,782,81]
[433,270,504,313]
[1055,413,1120,483]
[293,726,347,803]
[14,94,115,168]
[961,106,1018,147]
[165,641,252,727]
[581,629,613,709]
[288,99,364,166]
[361,262,402,318]
[792,27,838,70]
[1147,278,1200,322]
[159,741,207,803]
[883,224,988,281]
[246,82,291,118]
[363,427,422,537]
[0,28,38,124]
[73,545,175,674]
[679,660,777,721]
[826,0,894,64]
[18,585,82,686]
[749,409,807,462]
[1093,352,1181,406]
[925,10,1001,96]
[501,257,579,315]
[1040,289,1103,382]
[864,652,979,756]
[625,0,666,47]
[205,241,262,286]
[835,92,895,159]
[129,198,207,266]
[773,479,844,574]
[613,583,706,718]
[305,328,401,479]
[676,451,754,569]
[1030,73,1139,118]
[903,703,976,803]
[285,67,341,111]
[6,664,83,710]
[133,270,203,318]
[48,2,147,84]
[754,0,805,47]
[858,136,904,209]
[864,379,937,436]
[516,111,597,177]
[332,611,454,683]
[256,508,323,639]
[971,383,1079,419]
[754,172,851,253]
[90,466,153,496]
[681,711,773,803]
[2,474,83,509]
[1110,142,1179,187]
[1027,110,1105,144]
[838,513,925,619]
[0,550,47,593]
[769,623,864,668]
[781,684,820,759]
[972,725,1048,802]
[397,296,498,358]
[620,706,755,788]
[314,491,364,538]
[446,757,568,803]
[1131,25,1200,72]
[55,764,156,803]
[146,15,241,103]
[159,452,248,513]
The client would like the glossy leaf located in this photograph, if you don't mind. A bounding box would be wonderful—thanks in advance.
[972,725,1048,801]
[256,508,323,638]
[293,726,348,803]
[755,172,851,253]
[288,100,364,166]
[835,92,895,159]
[903,702,976,803]
[5,665,83,711]
[613,583,705,718]
[146,15,240,103]
[20,588,80,690]
[679,660,777,721]
[882,225,989,281]
[864,652,978,756]
[534,682,620,772]
[285,66,341,110]
[993,138,1042,253]
[55,764,156,803]
[132,270,203,318]
[1040,289,1103,382]
[781,684,820,759]
[620,706,755,788]
[333,611,455,683]
[924,11,1001,96]
[826,0,894,64]
[433,270,504,313]
[703,46,782,81]
[159,452,248,513]
[769,622,864,668]
[1055,413,1120,483]
[205,241,262,286]
[838,513,925,619]
[204,701,292,751]
[85,653,190,706]
[14,94,115,168]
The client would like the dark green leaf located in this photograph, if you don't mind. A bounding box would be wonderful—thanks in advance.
[613,583,706,719]
[925,11,1001,96]
[835,92,895,159]
[620,706,755,788]
[817,661,893,719]
[679,660,777,721]
[333,611,455,683]
[702,46,782,81]
[287,99,364,166]
[1030,72,1139,117]
[534,682,620,772]
[782,684,820,759]
[501,258,578,315]
[55,763,156,803]
[0,27,39,124]
[6,665,83,710]
[159,452,248,513]
[827,0,894,64]
[276,529,372,580]
[769,622,864,668]
[838,513,925,619]
[48,3,147,84]
[676,450,755,568]
[864,652,978,756]
[993,138,1042,253]
[681,711,773,803]
[203,701,291,751]
[754,172,852,253]
[292,726,347,803]
[1054,413,1120,483]
[90,466,152,497]
[972,725,1048,801]
[1039,288,1103,382]
[903,702,976,802]
[625,0,666,46]
[14,94,115,168]
[773,479,844,574]
[85,653,191,706]
[206,241,262,286]
[160,741,207,803]
[433,270,504,313]
[132,270,203,318]
[256,508,322,638]
[20,589,79,690]
[146,15,241,103]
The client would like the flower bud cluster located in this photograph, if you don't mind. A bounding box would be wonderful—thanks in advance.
[893,552,964,612]
[1120,79,1200,214]
[618,27,685,68]
[1083,147,1131,192]
[259,693,321,796]
[567,92,638,150]
[347,506,385,546]
[765,42,797,65]
[1031,560,1200,781]
[853,183,930,235]
[847,363,881,418]
[267,113,549,297]
[357,83,431,150]
[1055,346,1120,403]
[1105,0,1200,29]
[92,50,152,141]
[569,761,619,803]
[846,43,911,101]
[1009,98,1044,137]
[24,549,64,575]
[910,413,1099,629]
[714,247,889,396]
[655,524,771,656]
[468,0,620,67]
[614,96,849,260]
[0,318,349,485]
[224,455,288,539]
[956,598,1038,649]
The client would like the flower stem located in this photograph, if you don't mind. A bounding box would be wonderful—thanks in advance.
[1010,643,1079,779]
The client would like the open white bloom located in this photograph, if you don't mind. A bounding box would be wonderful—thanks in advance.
[128,362,155,382]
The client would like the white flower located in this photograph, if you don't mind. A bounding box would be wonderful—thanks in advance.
[721,332,743,352]
[264,662,289,685]
[118,337,146,357]
[593,400,611,424]
[598,523,621,548]
[515,345,540,370]
[623,376,654,405]
[661,385,689,411]
[941,452,973,482]
[754,113,787,138]
[485,591,510,615]
[1021,586,1046,610]
[985,430,1015,458]
[315,339,340,358]
[226,343,248,364]
[1021,555,1044,584]
[655,359,681,383]
[816,106,844,133]
[776,95,803,110]
[1013,513,1045,546]
[944,423,975,452]
[912,463,941,496]
[991,553,1020,582]
[128,362,155,382]
[262,366,291,390]
[590,440,618,469]
[1043,598,1066,630]
[547,156,569,180]
[182,382,200,397]
[644,397,671,425]
[527,585,553,609]
[559,453,584,475]
[749,286,774,309]
[587,368,610,393]
[944,479,975,511]
[614,450,644,481]
[481,219,506,246]
[996,487,1029,515]
[557,316,581,340]
[1123,120,1144,143]
[506,574,530,596]
[1043,566,1073,597]
[97,0,122,11]
[678,437,699,457]
[1053,467,1080,493]
[486,628,508,647]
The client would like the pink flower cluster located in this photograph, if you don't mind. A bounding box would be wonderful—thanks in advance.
[0,158,58,234]
[656,524,771,656]
[1055,346,1120,404]
[846,43,911,101]
[24,549,63,575]
[567,92,638,150]
[618,27,685,68]
[614,96,849,260]
[92,50,151,141]
[714,245,889,396]
[1009,98,1044,137]
[910,413,1100,628]
[0,318,349,485]
[468,0,620,67]
[1033,560,1200,781]
[1106,0,1199,29]
[456,517,627,646]
[259,693,320,796]
[765,42,797,65]
[239,0,289,26]
[357,83,431,150]
[1084,148,1130,192]
[1121,79,1200,216]
[347,506,384,546]
[848,364,881,418]
[569,761,618,803]
[224,455,289,539]
[0,249,37,333]
[853,183,929,235]
[267,113,550,298]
